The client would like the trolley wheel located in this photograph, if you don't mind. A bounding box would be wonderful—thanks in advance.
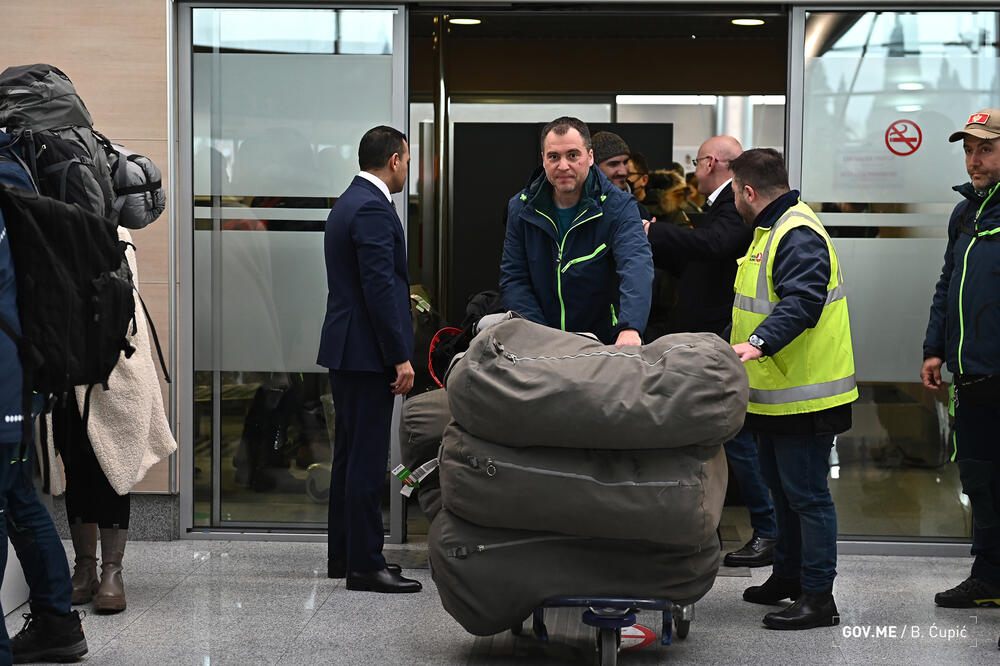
[596,627,619,666]
[305,476,329,503]
[675,618,691,640]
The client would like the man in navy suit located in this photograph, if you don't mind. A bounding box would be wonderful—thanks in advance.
[317,126,420,593]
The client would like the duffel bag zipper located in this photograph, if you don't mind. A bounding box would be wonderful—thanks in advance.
[492,339,695,366]
[447,535,588,559]
[473,456,681,488]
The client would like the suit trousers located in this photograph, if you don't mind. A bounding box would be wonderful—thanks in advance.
[327,369,394,573]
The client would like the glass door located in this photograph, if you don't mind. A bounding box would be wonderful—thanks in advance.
[178,5,407,535]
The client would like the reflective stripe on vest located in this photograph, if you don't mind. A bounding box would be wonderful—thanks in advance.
[730,201,858,415]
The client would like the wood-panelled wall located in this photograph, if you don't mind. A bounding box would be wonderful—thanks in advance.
[3,0,172,492]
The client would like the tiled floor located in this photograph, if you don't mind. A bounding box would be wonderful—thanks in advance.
[5,538,999,665]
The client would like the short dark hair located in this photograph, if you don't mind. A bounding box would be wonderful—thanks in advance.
[729,148,789,197]
[540,116,591,151]
[630,151,648,175]
[358,125,407,171]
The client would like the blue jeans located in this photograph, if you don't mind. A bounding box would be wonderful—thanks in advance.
[724,429,777,539]
[0,440,74,662]
[953,401,1000,583]
[756,433,837,595]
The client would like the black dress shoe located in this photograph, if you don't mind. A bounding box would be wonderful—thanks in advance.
[328,560,401,579]
[346,568,422,593]
[763,592,839,630]
[724,535,777,567]
[743,574,801,605]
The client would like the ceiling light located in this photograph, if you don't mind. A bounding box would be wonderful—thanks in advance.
[896,105,922,112]
[897,82,924,91]
[732,18,765,27]
[449,18,481,25]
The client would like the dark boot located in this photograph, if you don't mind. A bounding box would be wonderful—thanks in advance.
[743,574,801,605]
[763,592,840,630]
[69,520,99,605]
[934,576,1000,608]
[94,526,127,613]
[11,609,88,663]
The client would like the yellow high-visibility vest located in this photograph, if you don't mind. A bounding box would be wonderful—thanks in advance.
[730,200,858,415]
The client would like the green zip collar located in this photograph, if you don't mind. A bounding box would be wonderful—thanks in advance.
[956,181,1000,373]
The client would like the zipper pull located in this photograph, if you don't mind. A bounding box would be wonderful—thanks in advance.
[447,546,469,559]
[467,456,479,469]
[476,544,486,553]
[485,458,497,477]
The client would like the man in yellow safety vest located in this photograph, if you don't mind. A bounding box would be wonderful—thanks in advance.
[728,148,858,630]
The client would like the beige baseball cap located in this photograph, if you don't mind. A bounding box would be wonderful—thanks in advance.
[949,109,1000,142]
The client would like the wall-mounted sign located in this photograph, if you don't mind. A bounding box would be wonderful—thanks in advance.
[885,119,922,156]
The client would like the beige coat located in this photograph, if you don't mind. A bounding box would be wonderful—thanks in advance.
[43,228,176,495]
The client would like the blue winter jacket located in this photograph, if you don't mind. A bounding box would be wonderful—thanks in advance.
[499,166,653,344]
[0,131,41,443]
[924,180,1000,376]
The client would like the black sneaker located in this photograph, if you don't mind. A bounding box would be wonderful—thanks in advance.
[11,609,88,664]
[934,577,1000,608]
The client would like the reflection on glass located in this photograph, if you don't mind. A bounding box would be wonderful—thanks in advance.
[192,7,397,529]
[832,383,968,538]
[802,11,999,203]
[800,11,992,543]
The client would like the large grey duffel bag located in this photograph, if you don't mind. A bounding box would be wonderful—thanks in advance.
[446,318,748,449]
[399,389,451,521]
[438,423,726,546]
[430,508,720,636]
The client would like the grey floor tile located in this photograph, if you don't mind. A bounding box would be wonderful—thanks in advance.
[190,540,329,578]
[89,637,285,665]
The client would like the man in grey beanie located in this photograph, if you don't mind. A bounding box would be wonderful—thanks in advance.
[592,131,632,191]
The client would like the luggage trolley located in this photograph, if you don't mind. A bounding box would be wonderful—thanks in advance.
[512,596,694,666]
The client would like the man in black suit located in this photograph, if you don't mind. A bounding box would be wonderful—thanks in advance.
[644,135,778,569]
[317,126,421,593]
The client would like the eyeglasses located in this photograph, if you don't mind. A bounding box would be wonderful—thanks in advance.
[692,155,713,167]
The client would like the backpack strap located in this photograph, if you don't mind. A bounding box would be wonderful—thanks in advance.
[134,288,171,383]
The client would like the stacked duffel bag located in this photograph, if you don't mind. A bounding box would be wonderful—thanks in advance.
[422,316,749,636]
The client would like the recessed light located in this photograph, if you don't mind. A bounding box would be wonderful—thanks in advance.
[449,18,481,25]
[896,105,922,112]
[732,18,765,27]
[897,82,924,91]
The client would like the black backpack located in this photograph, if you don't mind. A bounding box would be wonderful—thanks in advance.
[0,64,116,219]
[0,182,136,450]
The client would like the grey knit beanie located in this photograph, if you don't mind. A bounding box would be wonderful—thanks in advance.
[591,131,630,164]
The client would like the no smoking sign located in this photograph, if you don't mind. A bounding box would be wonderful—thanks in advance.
[885,119,922,156]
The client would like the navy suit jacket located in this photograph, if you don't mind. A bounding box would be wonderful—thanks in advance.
[317,176,413,372]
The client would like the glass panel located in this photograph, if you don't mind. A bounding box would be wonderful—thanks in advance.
[616,96,785,168]
[801,10,997,541]
[191,7,397,528]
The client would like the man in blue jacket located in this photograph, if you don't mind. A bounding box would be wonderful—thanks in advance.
[317,126,420,594]
[922,109,1000,608]
[0,131,87,662]
[500,117,653,346]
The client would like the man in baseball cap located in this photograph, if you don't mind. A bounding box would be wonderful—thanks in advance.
[923,109,1000,609]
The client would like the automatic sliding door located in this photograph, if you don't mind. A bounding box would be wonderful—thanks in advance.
[185,5,405,533]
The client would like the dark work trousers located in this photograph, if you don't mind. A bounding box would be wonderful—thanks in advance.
[0,439,73,662]
[756,432,837,595]
[954,401,1000,583]
[724,428,777,539]
[328,369,394,573]
[52,397,130,529]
